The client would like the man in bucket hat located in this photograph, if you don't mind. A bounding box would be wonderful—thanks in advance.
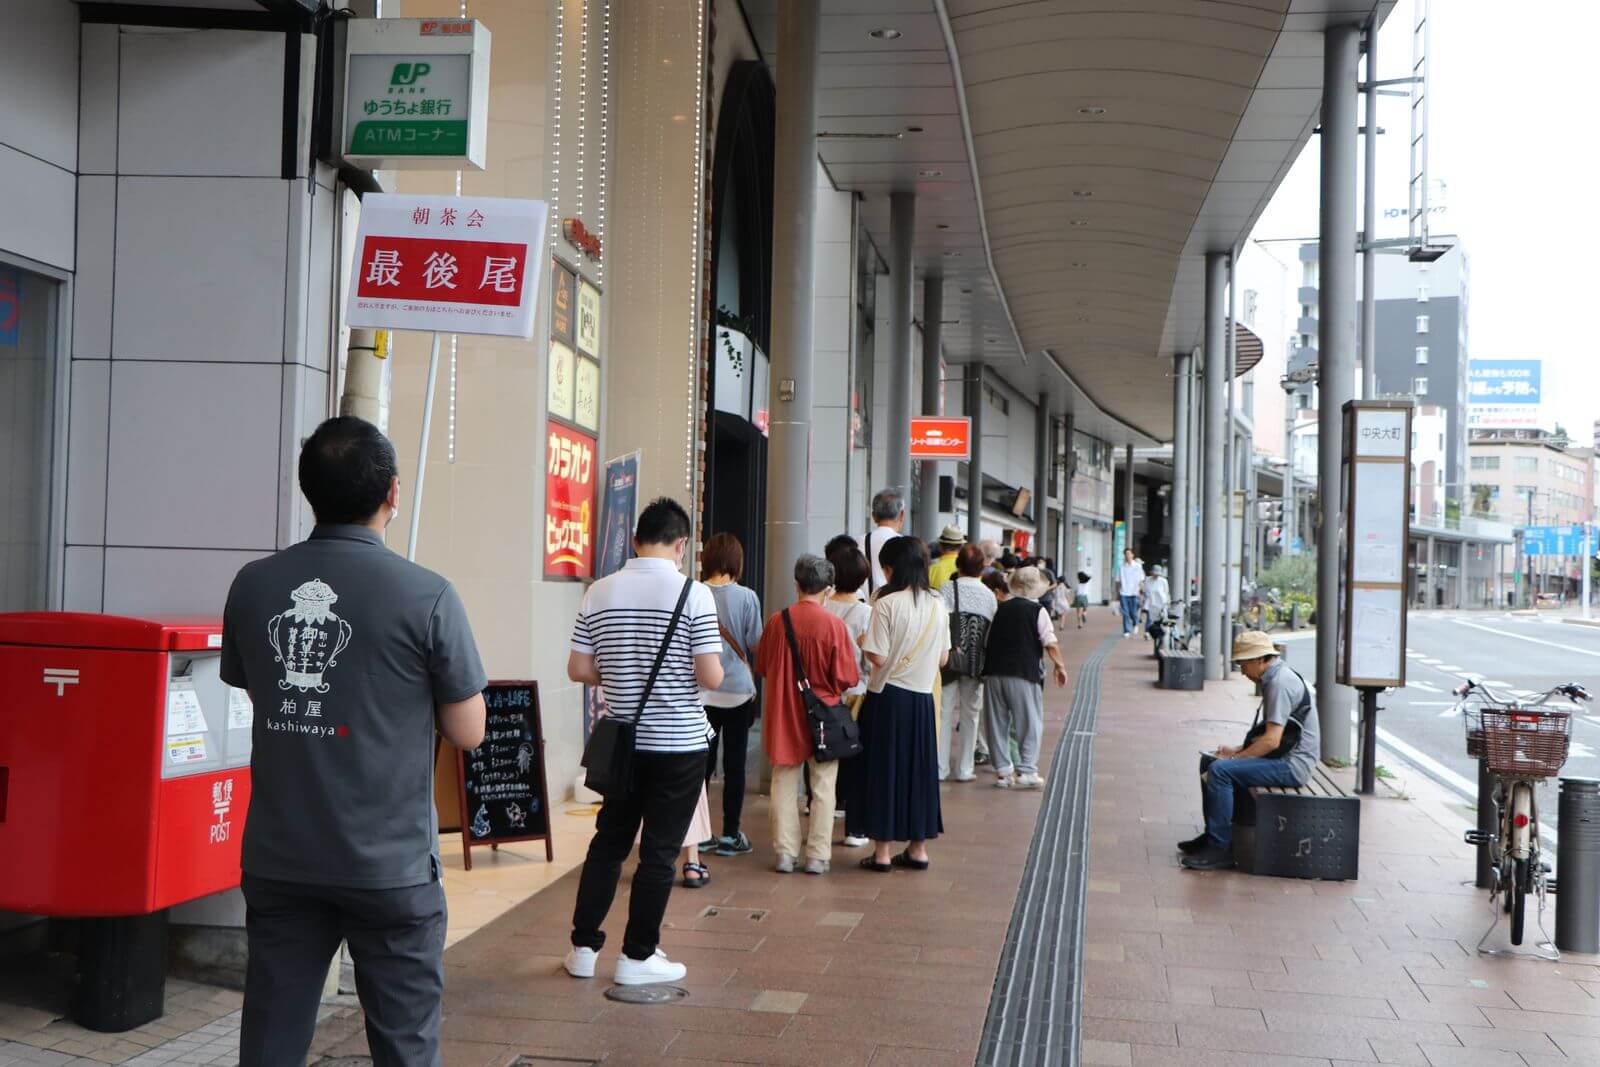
[1179,631,1320,870]
[927,524,967,591]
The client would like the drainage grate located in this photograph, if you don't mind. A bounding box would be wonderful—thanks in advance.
[510,1057,601,1066]
[603,983,690,1004]
[978,636,1116,1067]
[695,905,769,923]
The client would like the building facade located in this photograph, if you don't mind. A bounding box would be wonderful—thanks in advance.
[1470,428,1596,598]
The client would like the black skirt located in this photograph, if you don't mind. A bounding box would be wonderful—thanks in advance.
[858,684,943,842]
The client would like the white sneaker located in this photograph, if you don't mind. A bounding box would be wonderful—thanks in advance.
[614,949,687,986]
[775,853,796,874]
[803,857,830,875]
[994,775,1016,789]
[1016,773,1046,790]
[841,834,869,848]
[563,946,597,979]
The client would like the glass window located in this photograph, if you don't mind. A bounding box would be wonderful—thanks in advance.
[1,264,61,612]
[1413,376,1428,395]
[1515,456,1539,473]
[1417,285,1429,302]
[1416,314,1430,333]
[1415,346,1429,364]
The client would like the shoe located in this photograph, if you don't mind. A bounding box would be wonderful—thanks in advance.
[682,861,710,888]
[1015,773,1045,790]
[1177,832,1210,855]
[614,949,686,986]
[716,831,752,856]
[859,856,893,873]
[803,857,830,875]
[974,750,991,766]
[1122,633,1131,639]
[696,836,719,852]
[891,849,930,871]
[842,834,870,848]
[994,775,1016,789]
[563,946,598,979]
[1180,845,1236,871]
[775,853,796,873]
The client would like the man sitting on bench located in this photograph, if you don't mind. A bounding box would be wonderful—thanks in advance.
[1179,631,1321,871]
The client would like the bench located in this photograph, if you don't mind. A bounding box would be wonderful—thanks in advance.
[1232,765,1360,880]
[1157,648,1204,690]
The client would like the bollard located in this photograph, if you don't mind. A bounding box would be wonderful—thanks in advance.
[1475,759,1495,890]
[1556,777,1600,954]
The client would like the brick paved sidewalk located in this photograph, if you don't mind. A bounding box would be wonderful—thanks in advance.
[1083,637,1600,1067]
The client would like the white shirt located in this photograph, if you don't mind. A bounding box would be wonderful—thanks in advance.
[862,589,950,695]
[1117,561,1145,597]
[824,596,873,698]
[941,576,998,622]
[1141,576,1170,615]
[863,523,903,592]
[571,557,722,753]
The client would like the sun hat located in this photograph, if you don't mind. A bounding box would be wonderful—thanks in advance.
[1009,565,1050,599]
[1151,564,1167,577]
[1230,630,1278,662]
[937,524,967,549]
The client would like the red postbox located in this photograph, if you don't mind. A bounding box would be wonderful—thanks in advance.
[0,612,252,916]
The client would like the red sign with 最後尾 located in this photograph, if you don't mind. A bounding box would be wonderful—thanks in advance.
[909,416,971,460]
[544,423,597,580]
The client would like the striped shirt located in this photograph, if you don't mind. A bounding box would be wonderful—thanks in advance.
[571,556,720,753]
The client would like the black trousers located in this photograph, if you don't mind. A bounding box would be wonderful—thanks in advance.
[705,701,755,836]
[239,874,446,1067]
[572,749,706,960]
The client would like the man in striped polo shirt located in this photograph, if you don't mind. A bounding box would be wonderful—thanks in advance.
[564,498,724,985]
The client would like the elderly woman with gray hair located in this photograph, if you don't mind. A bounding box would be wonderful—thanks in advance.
[983,566,1069,789]
[753,554,861,874]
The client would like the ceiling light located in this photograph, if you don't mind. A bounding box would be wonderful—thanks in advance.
[943,250,962,257]
[1071,261,1088,269]
[1077,316,1092,323]
[1072,189,1093,198]
[905,125,924,133]
[986,337,999,344]
[1070,219,1089,226]
[918,169,943,178]
[869,28,902,40]
[1077,106,1106,116]
[961,288,973,294]
[935,223,950,230]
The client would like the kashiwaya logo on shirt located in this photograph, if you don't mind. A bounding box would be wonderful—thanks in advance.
[266,579,354,738]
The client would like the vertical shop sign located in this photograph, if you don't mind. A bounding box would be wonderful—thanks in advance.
[547,339,576,422]
[0,268,18,346]
[576,280,601,357]
[551,260,576,345]
[544,424,597,579]
[584,452,642,739]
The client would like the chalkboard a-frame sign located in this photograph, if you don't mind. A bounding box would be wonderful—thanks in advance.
[455,681,554,870]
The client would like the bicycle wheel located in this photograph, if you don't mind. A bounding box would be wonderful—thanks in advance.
[1510,857,1528,945]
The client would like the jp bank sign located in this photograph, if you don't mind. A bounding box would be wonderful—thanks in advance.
[391,62,432,86]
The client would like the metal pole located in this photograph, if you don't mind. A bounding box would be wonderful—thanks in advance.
[1225,252,1238,668]
[966,366,984,545]
[1426,534,1436,609]
[1189,351,1203,608]
[1202,251,1228,680]
[1123,443,1136,558]
[1357,687,1378,795]
[1475,758,1495,888]
[1061,412,1077,576]
[1584,523,1592,619]
[1361,18,1378,401]
[886,192,917,505]
[1284,393,1296,556]
[406,331,441,562]
[1316,22,1361,763]
[1035,391,1051,563]
[1170,353,1191,609]
[915,275,944,543]
[763,0,821,611]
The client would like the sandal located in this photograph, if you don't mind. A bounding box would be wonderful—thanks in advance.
[891,850,930,871]
[858,856,893,873]
[682,862,710,888]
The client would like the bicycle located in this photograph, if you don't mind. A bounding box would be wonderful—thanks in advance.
[1455,678,1590,957]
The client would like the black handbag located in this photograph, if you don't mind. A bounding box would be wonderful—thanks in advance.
[580,577,693,797]
[943,578,989,681]
[780,607,863,763]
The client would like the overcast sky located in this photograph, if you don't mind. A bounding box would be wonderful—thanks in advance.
[1252,0,1600,441]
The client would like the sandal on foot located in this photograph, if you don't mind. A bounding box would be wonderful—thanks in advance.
[858,856,893,873]
[682,862,710,888]
[891,850,930,871]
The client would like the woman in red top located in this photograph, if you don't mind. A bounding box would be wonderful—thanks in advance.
[753,554,861,874]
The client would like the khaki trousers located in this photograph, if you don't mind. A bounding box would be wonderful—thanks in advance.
[770,758,839,862]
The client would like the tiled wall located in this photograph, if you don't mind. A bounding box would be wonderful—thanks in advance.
[64,24,335,616]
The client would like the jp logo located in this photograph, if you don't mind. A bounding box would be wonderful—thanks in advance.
[391,62,432,86]
[268,579,354,694]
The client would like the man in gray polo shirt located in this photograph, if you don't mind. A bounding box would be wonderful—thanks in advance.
[220,416,487,1066]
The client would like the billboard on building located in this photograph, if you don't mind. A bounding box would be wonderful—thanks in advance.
[1467,359,1542,430]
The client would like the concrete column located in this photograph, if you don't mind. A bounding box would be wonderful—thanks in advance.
[1426,535,1437,608]
[1244,428,1257,583]
[762,0,820,611]
[1189,352,1203,604]
[914,275,944,543]
[966,366,984,544]
[1123,444,1136,556]
[1061,412,1077,575]
[1361,21,1378,400]
[1170,353,1190,607]
[1317,21,1361,761]
[1202,251,1228,680]
[1224,253,1238,669]
[1035,392,1051,561]
[886,192,917,505]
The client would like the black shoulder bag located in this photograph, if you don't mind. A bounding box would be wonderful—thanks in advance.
[781,608,863,762]
[580,578,693,797]
[943,578,989,681]
[1240,668,1314,759]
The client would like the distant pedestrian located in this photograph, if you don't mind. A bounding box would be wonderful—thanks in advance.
[221,417,488,1067]
[928,525,967,590]
[823,544,873,849]
[1140,564,1171,647]
[754,555,861,874]
[564,498,724,987]
[863,489,906,594]
[858,537,949,872]
[698,533,763,857]
[985,567,1069,790]
[1074,571,1091,628]
[939,543,996,781]
[1117,548,1144,637]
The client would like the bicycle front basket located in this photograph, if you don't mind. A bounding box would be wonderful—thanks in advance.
[1480,708,1571,777]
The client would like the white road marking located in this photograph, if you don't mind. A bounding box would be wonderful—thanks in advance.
[1452,618,1600,659]
[1437,665,1464,673]
[1409,680,1442,693]
[1374,726,1560,850]
[1420,658,1443,665]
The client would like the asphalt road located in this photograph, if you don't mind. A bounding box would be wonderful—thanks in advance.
[1275,611,1600,835]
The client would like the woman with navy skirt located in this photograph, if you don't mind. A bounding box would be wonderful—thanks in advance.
[857,536,950,871]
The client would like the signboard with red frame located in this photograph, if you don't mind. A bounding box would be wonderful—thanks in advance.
[544,423,597,580]
[909,416,972,460]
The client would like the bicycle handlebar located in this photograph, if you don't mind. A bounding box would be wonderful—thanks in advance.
[1453,678,1590,705]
